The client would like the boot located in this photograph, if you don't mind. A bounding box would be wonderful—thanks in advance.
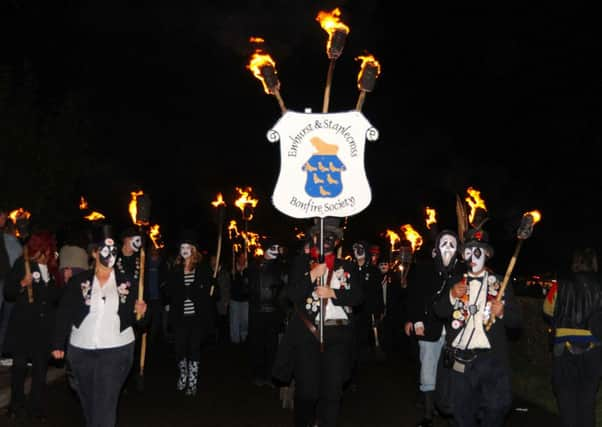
[177,359,188,392]
[186,360,199,396]
[416,391,434,427]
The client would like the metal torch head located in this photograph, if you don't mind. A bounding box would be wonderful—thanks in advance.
[517,213,535,240]
[136,193,152,225]
[359,63,379,92]
[399,244,413,266]
[260,65,280,95]
[328,29,347,59]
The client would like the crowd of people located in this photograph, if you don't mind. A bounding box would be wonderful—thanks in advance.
[1,204,602,427]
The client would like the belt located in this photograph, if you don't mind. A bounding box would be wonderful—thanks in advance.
[454,348,490,362]
[324,319,349,326]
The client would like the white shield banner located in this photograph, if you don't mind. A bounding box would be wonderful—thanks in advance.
[268,110,379,219]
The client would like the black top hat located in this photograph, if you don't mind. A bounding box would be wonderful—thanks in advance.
[120,226,141,240]
[92,224,115,246]
[308,217,343,239]
[178,229,199,248]
[462,228,494,257]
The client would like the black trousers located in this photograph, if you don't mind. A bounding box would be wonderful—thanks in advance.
[293,324,353,427]
[10,347,49,416]
[248,310,282,381]
[67,342,134,427]
[450,351,512,427]
[552,347,602,427]
[174,316,202,362]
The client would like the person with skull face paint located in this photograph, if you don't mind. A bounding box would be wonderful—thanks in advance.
[348,240,383,390]
[246,238,287,387]
[279,217,362,427]
[433,228,522,427]
[51,225,148,427]
[4,230,62,422]
[404,230,464,427]
[117,226,146,393]
[166,231,216,396]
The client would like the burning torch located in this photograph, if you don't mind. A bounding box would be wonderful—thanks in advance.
[9,208,33,303]
[128,190,152,387]
[399,224,423,287]
[234,187,258,267]
[211,193,227,280]
[485,210,541,331]
[316,8,350,113]
[247,39,287,114]
[355,53,381,111]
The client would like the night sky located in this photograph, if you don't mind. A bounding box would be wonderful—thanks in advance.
[1,2,600,273]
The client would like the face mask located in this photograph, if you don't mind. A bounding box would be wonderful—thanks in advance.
[98,238,117,268]
[438,234,458,267]
[180,243,193,259]
[129,236,142,252]
[463,246,486,273]
[265,245,280,260]
[378,262,389,274]
[353,243,366,260]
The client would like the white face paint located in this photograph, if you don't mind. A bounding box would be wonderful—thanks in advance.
[463,246,486,274]
[98,238,117,268]
[438,234,458,267]
[353,243,366,260]
[129,236,142,252]
[378,262,389,274]
[265,245,280,260]
[180,243,193,259]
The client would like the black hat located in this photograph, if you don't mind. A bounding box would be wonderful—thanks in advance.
[120,226,141,240]
[178,229,199,248]
[263,237,280,250]
[92,224,115,246]
[308,217,343,239]
[462,228,494,258]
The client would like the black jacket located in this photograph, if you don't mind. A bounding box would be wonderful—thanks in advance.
[52,268,148,351]
[5,256,63,354]
[406,260,464,342]
[246,258,286,313]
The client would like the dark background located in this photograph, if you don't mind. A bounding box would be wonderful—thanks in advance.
[1,1,600,274]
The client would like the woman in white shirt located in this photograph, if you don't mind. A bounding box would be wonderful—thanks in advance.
[52,227,147,427]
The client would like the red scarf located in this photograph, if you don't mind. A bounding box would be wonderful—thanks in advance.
[310,248,335,270]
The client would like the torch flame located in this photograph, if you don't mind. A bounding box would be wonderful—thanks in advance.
[385,229,401,252]
[234,187,258,221]
[425,207,437,230]
[211,193,226,208]
[247,48,280,95]
[401,224,423,253]
[8,208,31,224]
[526,210,542,224]
[84,211,106,222]
[465,186,487,225]
[228,220,239,240]
[316,8,350,59]
[79,196,88,210]
[128,190,144,225]
[149,224,164,249]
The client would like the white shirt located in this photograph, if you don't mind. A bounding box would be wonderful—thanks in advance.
[450,271,491,350]
[70,270,135,349]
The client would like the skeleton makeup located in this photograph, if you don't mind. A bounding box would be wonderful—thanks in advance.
[352,242,366,260]
[265,244,280,260]
[463,246,487,274]
[129,235,142,252]
[180,243,193,260]
[98,238,117,268]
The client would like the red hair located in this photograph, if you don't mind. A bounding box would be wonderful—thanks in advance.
[26,231,59,283]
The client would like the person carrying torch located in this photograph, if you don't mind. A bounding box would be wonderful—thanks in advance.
[51,224,148,427]
[433,224,522,427]
[274,217,362,427]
